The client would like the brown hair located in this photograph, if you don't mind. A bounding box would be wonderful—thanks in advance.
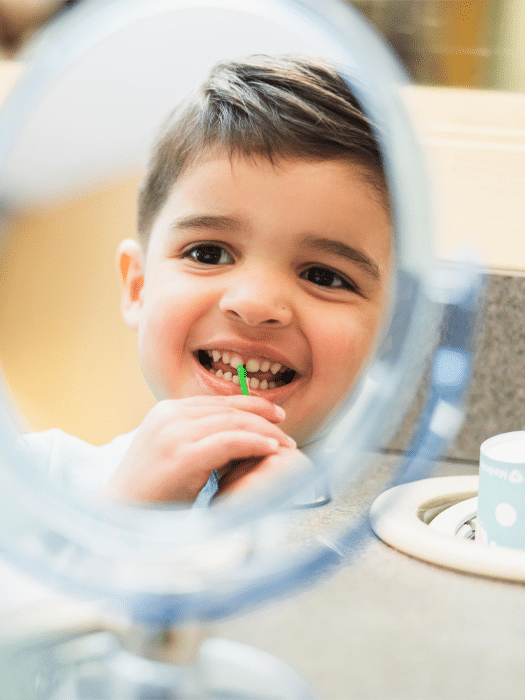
[137,54,389,244]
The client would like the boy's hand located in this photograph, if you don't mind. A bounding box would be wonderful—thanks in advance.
[216,447,312,499]
[97,396,296,504]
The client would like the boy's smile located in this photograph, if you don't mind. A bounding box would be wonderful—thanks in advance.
[119,152,391,445]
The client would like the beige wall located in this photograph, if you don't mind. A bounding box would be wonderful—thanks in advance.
[400,85,525,272]
[0,177,156,443]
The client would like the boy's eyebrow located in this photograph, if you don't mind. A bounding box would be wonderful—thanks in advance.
[170,214,381,282]
[170,214,247,234]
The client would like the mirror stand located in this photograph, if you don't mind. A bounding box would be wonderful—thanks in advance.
[1,606,320,699]
[71,634,320,700]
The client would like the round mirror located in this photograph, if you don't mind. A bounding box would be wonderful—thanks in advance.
[0,0,478,624]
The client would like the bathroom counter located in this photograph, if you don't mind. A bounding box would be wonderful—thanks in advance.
[213,455,525,700]
[0,455,522,699]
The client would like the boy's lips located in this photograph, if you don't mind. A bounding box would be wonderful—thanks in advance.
[191,352,306,402]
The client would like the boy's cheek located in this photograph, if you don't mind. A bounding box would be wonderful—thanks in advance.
[320,324,374,375]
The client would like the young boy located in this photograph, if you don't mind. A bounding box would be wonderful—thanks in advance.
[22,54,392,506]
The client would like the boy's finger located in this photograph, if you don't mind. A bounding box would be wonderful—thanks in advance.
[192,413,296,449]
[173,395,286,422]
[186,431,284,475]
[218,448,307,496]
[220,394,286,417]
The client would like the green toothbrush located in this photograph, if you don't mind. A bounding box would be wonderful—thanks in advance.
[237,365,250,395]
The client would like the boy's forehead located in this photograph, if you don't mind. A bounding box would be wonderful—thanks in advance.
[151,151,391,264]
[171,151,388,214]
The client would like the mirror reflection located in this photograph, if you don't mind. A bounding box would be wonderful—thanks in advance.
[0,14,392,509]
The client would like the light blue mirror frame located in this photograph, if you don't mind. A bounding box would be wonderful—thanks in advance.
[0,0,482,625]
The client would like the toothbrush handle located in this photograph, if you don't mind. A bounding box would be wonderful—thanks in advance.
[237,365,250,395]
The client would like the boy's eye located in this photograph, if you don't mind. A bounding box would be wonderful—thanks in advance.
[301,266,357,292]
[183,244,234,265]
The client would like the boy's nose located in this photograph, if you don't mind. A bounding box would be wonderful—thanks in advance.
[219,275,294,327]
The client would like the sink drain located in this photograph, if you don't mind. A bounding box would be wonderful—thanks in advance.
[428,496,477,540]
[369,476,525,582]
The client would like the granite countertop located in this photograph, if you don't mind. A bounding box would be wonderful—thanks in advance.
[212,455,525,700]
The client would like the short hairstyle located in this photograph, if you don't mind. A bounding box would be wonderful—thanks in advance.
[137,54,389,244]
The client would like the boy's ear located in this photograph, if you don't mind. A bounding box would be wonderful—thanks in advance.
[117,238,145,330]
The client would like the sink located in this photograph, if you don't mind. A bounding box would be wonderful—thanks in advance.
[369,475,525,582]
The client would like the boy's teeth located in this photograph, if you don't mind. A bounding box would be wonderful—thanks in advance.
[203,349,293,376]
[204,359,291,391]
[230,355,243,369]
[245,358,260,373]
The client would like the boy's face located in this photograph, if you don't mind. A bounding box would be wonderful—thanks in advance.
[119,153,391,445]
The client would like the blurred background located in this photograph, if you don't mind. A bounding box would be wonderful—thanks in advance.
[0,0,523,445]
[1,0,523,90]
[354,0,524,91]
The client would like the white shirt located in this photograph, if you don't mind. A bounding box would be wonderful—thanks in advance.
[18,429,328,507]
[18,428,219,506]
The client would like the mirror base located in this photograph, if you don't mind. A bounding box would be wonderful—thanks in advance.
[55,634,320,700]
